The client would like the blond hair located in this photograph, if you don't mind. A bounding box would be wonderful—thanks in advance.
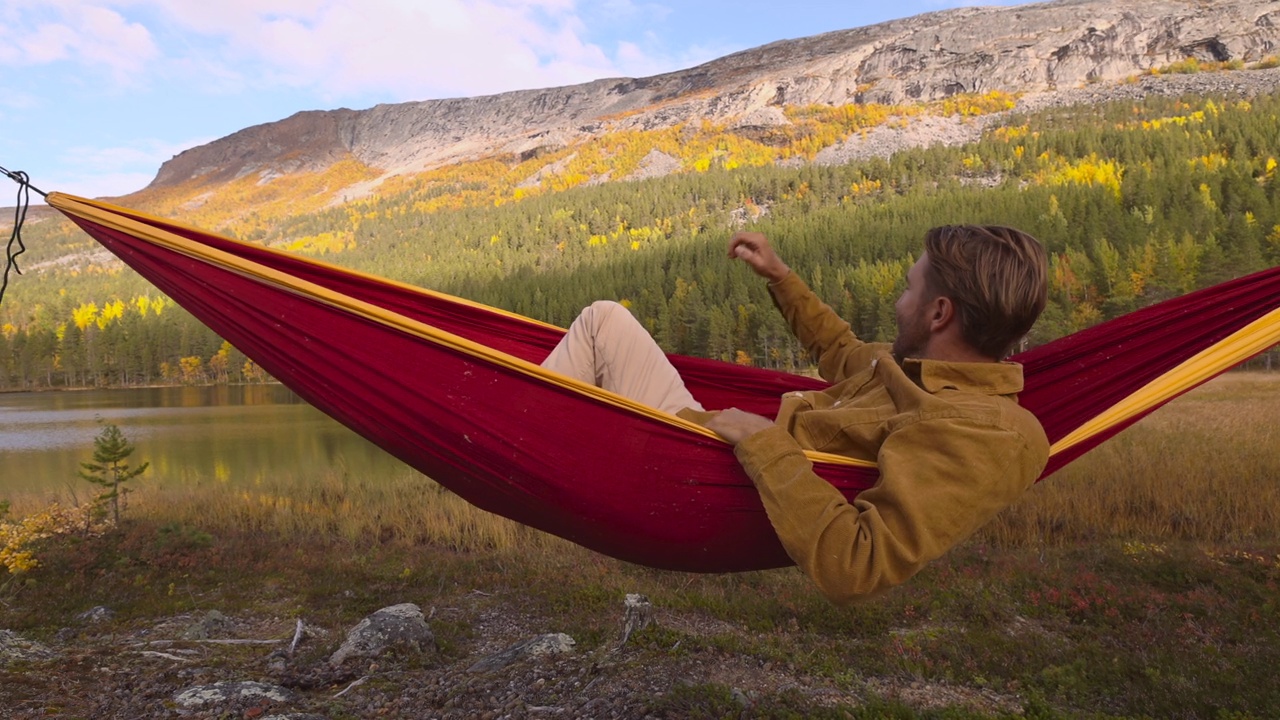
[923,225,1048,359]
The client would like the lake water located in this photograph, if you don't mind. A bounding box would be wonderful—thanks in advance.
[0,385,412,500]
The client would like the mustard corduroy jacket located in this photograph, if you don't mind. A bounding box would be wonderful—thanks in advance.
[734,273,1049,604]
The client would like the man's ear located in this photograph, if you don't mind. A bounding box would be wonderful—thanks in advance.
[928,295,957,333]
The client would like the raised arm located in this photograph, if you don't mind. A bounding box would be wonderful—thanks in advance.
[728,231,873,383]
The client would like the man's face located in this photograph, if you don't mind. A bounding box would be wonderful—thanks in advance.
[891,253,933,363]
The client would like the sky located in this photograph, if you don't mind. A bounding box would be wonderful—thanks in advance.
[0,0,1037,202]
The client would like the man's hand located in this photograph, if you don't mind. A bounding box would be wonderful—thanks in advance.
[728,232,790,283]
[705,408,776,445]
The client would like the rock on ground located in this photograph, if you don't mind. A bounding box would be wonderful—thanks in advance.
[469,632,576,673]
[0,630,56,664]
[329,603,435,666]
[173,680,295,709]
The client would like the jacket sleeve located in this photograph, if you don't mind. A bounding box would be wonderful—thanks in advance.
[734,418,1044,604]
[768,273,877,384]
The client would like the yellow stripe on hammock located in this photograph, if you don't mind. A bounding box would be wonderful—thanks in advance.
[1050,306,1280,455]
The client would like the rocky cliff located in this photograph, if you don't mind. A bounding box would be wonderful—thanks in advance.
[148,0,1280,191]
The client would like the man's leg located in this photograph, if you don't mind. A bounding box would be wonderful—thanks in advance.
[541,301,704,414]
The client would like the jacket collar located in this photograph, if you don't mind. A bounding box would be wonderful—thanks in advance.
[900,357,1024,396]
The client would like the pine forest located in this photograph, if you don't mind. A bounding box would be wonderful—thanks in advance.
[2,84,1279,389]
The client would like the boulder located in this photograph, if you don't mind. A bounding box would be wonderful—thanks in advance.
[172,680,294,711]
[183,609,235,640]
[468,633,576,673]
[329,603,434,666]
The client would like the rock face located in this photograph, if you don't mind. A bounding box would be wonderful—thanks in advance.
[147,0,1280,190]
[153,110,358,188]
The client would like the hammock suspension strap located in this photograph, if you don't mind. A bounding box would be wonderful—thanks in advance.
[0,166,46,307]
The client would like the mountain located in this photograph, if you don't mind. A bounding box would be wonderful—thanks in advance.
[145,0,1280,198]
[7,0,1280,389]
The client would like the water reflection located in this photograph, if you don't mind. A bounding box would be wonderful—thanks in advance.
[0,385,411,497]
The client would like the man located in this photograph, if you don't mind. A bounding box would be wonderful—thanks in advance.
[542,226,1049,603]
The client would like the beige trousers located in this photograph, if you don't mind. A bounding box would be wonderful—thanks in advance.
[540,301,704,414]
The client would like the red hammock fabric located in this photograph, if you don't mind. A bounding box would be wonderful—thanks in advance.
[56,197,1280,572]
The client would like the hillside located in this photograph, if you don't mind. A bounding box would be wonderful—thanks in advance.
[139,0,1280,203]
[2,0,1279,389]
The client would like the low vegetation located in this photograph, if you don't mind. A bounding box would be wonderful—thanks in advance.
[2,374,1278,717]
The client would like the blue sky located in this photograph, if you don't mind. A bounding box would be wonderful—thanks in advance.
[0,0,1037,201]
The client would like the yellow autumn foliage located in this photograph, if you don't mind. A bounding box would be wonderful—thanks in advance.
[929,90,1018,116]
[132,155,383,238]
[1,504,102,574]
[179,356,204,384]
[97,299,125,330]
[1035,153,1125,200]
[284,231,356,255]
[993,125,1032,142]
[1189,153,1230,171]
[71,302,98,331]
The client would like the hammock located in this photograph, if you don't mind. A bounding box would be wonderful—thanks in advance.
[44,192,1280,573]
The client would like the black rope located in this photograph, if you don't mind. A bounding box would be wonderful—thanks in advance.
[0,166,46,307]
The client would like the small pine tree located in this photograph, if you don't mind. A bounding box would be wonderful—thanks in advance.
[79,424,148,526]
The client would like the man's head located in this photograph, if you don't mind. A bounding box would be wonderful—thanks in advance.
[892,225,1047,363]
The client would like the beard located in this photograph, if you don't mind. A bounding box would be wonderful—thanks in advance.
[891,310,931,365]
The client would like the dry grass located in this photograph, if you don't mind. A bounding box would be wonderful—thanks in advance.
[8,372,1278,557]
[982,371,1280,547]
[4,374,1279,719]
[133,468,571,559]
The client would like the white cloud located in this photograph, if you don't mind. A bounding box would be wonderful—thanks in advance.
[141,0,685,101]
[0,0,706,102]
[0,2,159,84]
[160,0,632,99]
[16,22,79,64]
[77,4,160,78]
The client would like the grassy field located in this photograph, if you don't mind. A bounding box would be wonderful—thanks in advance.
[984,372,1280,547]
[2,372,1278,718]
[102,371,1280,555]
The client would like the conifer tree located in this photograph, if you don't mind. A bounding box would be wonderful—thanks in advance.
[78,423,148,526]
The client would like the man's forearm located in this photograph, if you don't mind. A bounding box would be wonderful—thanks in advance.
[768,273,867,383]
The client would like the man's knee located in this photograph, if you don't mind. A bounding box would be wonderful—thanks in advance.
[588,299,627,316]
[585,300,634,334]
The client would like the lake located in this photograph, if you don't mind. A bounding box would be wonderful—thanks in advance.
[0,385,412,501]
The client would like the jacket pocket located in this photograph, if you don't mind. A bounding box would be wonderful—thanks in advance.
[793,405,893,454]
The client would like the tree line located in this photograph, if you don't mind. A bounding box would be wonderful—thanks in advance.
[2,91,1278,388]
